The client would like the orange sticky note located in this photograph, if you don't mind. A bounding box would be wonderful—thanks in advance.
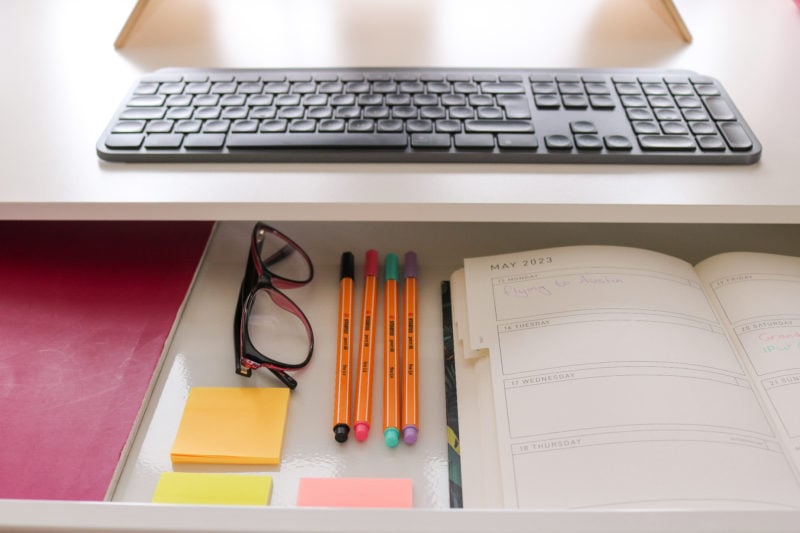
[170,387,290,464]
[297,478,413,508]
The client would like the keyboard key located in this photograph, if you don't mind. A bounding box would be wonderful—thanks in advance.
[584,82,610,95]
[689,121,717,135]
[250,106,277,119]
[620,95,647,107]
[682,109,709,121]
[648,95,674,108]
[558,82,583,94]
[441,94,467,106]
[231,119,259,133]
[377,119,404,133]
[675,96,702,108]
[112,121,145,133]
[531,82,557,94]
[105,134,144,149]
[386,94,412,106]
[562,95,588,109]
[221,107,248,119]
[660,121,688,135]
[393,106,418,119]
[348,119,375,132]
[695,84,721,96]
[632,121,660,134]
[146,120,174,133]
[719,122,753,151]
[144,133,183,149]
[534,94,560,109]
[454,134,495,149]
[574,134,603,150]
[497,95,531,119]
[637,135,696,151]
[704,96,736,121]
[276,94,301,106]
[261,119,288,132]
[627,108,654,121]
[614,82,641,95]
[411,133,451,149]
[435,120,461,133]
[477,107,503,119]
[128,95,166,107]
[464,120,534,133]
[604,135,633,151]
[406,119,433,133]
[545,135,573,150]
[468,94,494,107]
[194,107,221,119]
[697,135,726,151]
[319,119,346,132]
[227,133,409,148]
[449,107,474,119]
[175,120,202,133]
[497,134,538,149]
[570,121,597,134]
[184,133,226,149]
[165,106,194,118]
[120,107,166,120]
[589,95,615,109]
[420,106,447,119]
[203,120,231,133]
[286,119,316,133]
[654,108,681,121]
[481,82,525,94]
[668,83,694,96]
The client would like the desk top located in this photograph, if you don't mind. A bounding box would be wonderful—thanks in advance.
[1,0,798,223]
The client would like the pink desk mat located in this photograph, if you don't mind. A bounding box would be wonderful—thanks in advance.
[0,221,212,501]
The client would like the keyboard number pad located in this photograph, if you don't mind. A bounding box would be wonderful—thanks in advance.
[611,76,752,153]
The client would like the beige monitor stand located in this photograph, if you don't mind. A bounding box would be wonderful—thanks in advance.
[113,0,691,49]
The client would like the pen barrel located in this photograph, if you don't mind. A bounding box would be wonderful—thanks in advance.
[402,277,419,437]
[383,279,400,435]
[332,276,353,434]
[354,274,378,432]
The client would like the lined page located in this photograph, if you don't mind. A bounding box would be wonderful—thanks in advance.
[697,252,800,477]
[463,245,800,510]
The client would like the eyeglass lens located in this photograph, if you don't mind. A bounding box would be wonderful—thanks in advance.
[256,227,312,283]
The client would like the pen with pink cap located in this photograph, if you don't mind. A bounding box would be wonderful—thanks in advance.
[353,250,378,442]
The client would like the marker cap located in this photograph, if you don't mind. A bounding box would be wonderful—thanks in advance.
[333,424,350,443]
[403,426,418,445]
[384,427,400,448]
[404,251,417,278]
[365,250,378,277]
[340,251,355,279]
[385,253,399,281]
[354,422,370,442]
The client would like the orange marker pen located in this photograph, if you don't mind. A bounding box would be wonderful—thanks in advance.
[402,251,419,444]
[353,250,378,442]
[332,252,354,443]
[382,253,400,448]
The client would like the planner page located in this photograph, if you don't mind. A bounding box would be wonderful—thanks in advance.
[697,252,800,476]
[462,245,800,509]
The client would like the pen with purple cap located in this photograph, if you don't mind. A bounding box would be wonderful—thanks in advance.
[401,251,419,444]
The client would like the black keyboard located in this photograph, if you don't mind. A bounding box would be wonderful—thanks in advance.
[97,68,761,164]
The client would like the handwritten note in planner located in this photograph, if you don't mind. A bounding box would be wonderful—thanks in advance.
[152,472,272,505]
[171,387,290,464]
[462,245,800,509]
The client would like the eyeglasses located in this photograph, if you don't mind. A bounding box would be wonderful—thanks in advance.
[233,222,314,389]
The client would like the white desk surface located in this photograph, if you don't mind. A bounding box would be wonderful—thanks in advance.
[0,0,798,223]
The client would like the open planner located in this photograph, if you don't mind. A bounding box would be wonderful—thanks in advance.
[450,246,800,509]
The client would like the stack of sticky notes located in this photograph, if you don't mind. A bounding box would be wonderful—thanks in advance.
[152,472,272,506]
[297,478,413,508]
[170,387,290,464]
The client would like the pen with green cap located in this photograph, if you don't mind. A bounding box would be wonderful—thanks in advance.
[382,253,401,448]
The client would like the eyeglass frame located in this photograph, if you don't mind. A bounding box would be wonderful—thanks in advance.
[233,222,314,390]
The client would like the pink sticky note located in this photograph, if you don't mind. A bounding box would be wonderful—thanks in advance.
[297,478,413,508]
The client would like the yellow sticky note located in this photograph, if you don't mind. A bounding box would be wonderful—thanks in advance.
[297,478,413,508]
[152,472,272,505]
[171,387,290,464]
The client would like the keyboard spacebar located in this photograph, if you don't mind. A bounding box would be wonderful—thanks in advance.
[227,133,409,149]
